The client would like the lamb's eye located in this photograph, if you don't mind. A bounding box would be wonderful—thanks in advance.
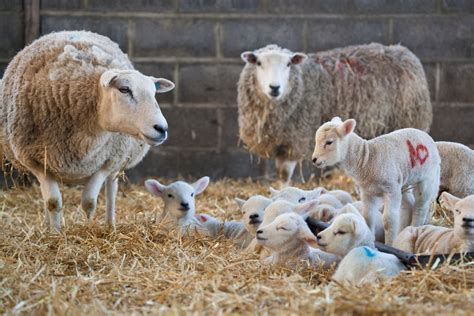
[257,61,261,66]
[455,209,461,214]
[335,230,346,235]
[277,226,289,231]
[287,62,291,67]
[118,87,132,95]
[298,197,306,203]
[167,194,173,198]
[191,192,194,197]
[325,140,333,146]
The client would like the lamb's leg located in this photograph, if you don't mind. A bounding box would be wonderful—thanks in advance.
[24,161,62,232]
[105,174,118,228]
[360,192,383,238]
[411,178,439,227]
[275,158,297,184]
[81,168,109,221]
[382,190,402,246]
[400,189,415,229]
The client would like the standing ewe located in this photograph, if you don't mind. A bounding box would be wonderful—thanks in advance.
[394,192,474,254]
[436,141,474,198]
[144,177,210,235]
[256,212,339,268]
[0,31,174,231]
[316,208,404,285]
[312,117,440,245]
[238,43,432,181]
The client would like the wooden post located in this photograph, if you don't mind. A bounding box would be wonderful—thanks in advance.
[24,0,40,45]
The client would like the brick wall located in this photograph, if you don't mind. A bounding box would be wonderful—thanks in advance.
[0,0,473,182]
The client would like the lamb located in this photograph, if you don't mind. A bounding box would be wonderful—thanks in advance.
[316,208,405,285]
[238,43,432,182]
[0,31,175,231]
[255,212,340,268]
[393,192,474,254]
[312,117,441,245]
[270,186,351,206]
[144,177,211,236]
[436,141,474,198]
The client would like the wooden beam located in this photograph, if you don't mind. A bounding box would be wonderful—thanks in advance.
[24,0,40,45]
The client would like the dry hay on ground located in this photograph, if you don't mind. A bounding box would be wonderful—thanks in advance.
[0,174,473,315]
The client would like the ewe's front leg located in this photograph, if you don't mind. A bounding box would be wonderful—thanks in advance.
[105,174,118,228]
[382,191,402,246]
[82,169,109,220]
[275,158,297,184]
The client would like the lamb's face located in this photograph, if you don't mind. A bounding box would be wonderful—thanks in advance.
[312,118,356,169]
[98,69,174,146]
[442,193,474,240]
[261,200,296,227]
[316,213,367,256]
[144,177,209,221]
[239,196,272,235]
[241,48,307,100]
[256,213,316,250]
[270,187,323,204]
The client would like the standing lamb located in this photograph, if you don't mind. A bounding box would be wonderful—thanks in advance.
[238,43,432,181]
[393,192,474,254]
[0,31,174,231]
[312,117,440,245]
[436,141,474,198]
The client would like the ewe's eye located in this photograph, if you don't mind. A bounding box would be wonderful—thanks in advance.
[325,140,333,146]
[298,197,306,203]
[257,61,261,66]
[167,194,174,198]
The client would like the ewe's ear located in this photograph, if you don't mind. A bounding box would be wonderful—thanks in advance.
[150,77,175,93]
[269,187,280,197]
[298,224,318,247]
[235,197,246,210]
[294,199,319,215]
[241,51,257,64]
[336,119,356,137]
[144,179,166,197]
[440,192,460,210]
[192,176,210,195]
[291,53,307,65]
[100,70,119,87]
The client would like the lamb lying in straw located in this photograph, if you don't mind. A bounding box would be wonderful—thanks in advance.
[394,192,474,254]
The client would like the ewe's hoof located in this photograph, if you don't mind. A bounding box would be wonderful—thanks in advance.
[82,198,97,220]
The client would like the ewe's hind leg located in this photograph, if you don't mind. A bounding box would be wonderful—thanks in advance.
[82,169,109,220]
[105,174,118,228]
[382,191,402,246]
[275,158,297,184]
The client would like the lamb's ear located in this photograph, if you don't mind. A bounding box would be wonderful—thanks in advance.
[293,199,319,215]
[235,197,246,210]
[100,70,119,87]
[241,51,257,64]
[330,116,342,124]
[298,224,318,247]
[340,204,361,216]
[269,187,279,197]
[192,176,210,195]
[150,77,175,93]
[350,218,358,235]
[319,205,336,222]
[307,188,323,201]
[440,192,460,210]
[336,119,356,137]
[291,53,307,65]
[144,179,166,197]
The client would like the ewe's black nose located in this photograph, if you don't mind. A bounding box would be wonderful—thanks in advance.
[462,217,474,222]
[250,214,259,219]
[153,125,167,134]
[256,230,263,234]
[269,85,280,92]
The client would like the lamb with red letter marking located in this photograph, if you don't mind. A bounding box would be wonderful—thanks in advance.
[312,117,441,245]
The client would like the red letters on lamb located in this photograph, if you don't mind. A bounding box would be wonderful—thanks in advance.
[406,140,429,168]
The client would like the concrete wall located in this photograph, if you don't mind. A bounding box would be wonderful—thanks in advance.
[1,0,473,181]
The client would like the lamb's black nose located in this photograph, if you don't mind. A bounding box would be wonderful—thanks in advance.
[249,214,259,219]
[462,217,474,222]
[256,230,263,234]
[316,235,322,240]
[181,202,189,210]
[312,157,317,164]
[269,84,280,91]
[153,125,167,134]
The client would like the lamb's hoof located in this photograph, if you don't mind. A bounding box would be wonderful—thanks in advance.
[105,218,116,231]
[82,198,97,220]
[47,198,61,212]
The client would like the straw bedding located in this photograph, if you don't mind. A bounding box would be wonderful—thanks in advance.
[1,173,473,315]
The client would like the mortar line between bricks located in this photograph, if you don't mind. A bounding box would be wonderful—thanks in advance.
[302,20,308,52]
[435,62,440,102]
[216,108,224,151]
[159,103,236,109]
[127,19,134,58]
[38,11,474,19]
[173,64,179,105]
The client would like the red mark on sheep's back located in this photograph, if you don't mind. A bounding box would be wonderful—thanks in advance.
[406,140,429,168]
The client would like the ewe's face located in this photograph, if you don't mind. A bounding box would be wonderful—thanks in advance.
[241,50,307,100]
[443,193,474,239]
[99,70,174,146]
[241,196,272,235]
[317,214,358,256]
[312,118,356,169]
[256,213,300,250]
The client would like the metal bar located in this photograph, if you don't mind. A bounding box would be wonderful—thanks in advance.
[306,218,474,268]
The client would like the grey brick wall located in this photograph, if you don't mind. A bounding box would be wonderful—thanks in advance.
[1,0,473,182]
